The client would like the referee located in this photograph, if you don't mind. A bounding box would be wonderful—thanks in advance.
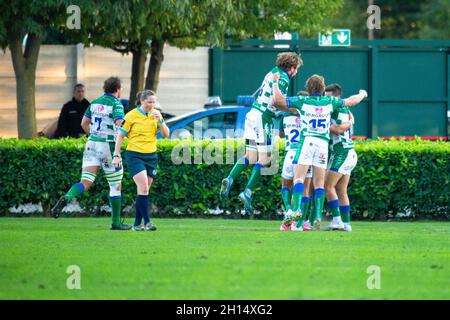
[112,90,170,231]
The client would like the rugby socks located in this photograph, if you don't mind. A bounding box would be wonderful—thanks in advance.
[245,162,262,192]
[134,206,142,226]
[65,182,85,202]
[281,187,291,210]
[301,197,310,220]
[109,196,121,226]
[228,156,249,181]
[136,195,150,225]
[313,188,326,222]
[146,197,152,225]
[328,199,340,218]
[340,205,351,223]
[292,182,304,212]
[308,194,316,224]
[292,182,305,225]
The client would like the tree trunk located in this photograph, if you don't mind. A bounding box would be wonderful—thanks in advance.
[145,39,165,92]
[8,32,42,139]
[129,44,147,106]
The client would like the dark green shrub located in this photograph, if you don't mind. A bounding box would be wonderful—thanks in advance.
[0,137,448,219]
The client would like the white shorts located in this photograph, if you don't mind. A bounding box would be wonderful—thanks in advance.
[82,140,119,174]
[243,109,273,152]
[306,166,313,179]
[282,149,313,180]
[295,136,329,170]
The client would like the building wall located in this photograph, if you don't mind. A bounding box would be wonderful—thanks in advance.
[0,44,208,138]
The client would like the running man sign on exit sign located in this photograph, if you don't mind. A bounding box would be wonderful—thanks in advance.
[318,29,351,47]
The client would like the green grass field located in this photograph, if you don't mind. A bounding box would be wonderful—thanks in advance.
[0,217,449,299]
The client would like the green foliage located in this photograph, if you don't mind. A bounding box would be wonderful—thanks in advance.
[0,138,449,218]
[418,0,450,39]
[326,0,450,40]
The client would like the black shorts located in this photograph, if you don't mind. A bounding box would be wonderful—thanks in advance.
[125,150,158,178]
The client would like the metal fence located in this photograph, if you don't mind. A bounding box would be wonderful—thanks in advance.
[209,39,450,139]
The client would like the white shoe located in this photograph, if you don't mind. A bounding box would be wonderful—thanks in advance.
[343,223,352,232]
[291,221,303,232]
[284,209,294,220]
[328,217,345,230]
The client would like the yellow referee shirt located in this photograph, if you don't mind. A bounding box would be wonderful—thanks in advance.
[118,106,159,153]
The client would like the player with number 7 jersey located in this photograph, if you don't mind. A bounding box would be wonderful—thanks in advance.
[51,77,131,231]
[84,94,125,142]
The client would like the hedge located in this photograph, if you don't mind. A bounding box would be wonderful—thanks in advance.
[0,137,449,219]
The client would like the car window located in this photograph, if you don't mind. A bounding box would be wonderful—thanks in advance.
[179,112,238,139]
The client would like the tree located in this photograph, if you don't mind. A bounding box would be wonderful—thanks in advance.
[326,0,449,40]
[0,0,344,138]
[87,0,344,103]
[419,0,450,39]
[0,1,65,138]
[0,0,102,139]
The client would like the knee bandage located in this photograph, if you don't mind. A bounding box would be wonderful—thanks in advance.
[81,171,97,183]
[105,170,123,197]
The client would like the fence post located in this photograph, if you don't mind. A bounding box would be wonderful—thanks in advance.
[209,47,223,97]
[369,43,379,138]
[447,54,450,140]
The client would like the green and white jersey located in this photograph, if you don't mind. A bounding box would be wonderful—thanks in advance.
[84,93,125,143]
[287,94,344,142]
[280,112,302,152]
[331,106,354,149]
[252,67,290,119]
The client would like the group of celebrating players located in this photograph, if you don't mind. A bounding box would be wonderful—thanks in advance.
[51,51,366,232]
[220,52,367,232]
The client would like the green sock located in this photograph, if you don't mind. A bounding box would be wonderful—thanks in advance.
[292,182,304,212]
[301,197,310,221]
[340,205,351,223]
[228,156,249,181]
[65,182,85,202]
[281,187,291,211]
[309,196,316,224]
[328,199,340,218]
[314,189,326,222]
[109,196,121,226]
[245,163,262,191]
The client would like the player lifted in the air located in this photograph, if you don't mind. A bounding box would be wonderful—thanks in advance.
[272,74,367,231]
[220,52,302,214]
[51,77,132,230]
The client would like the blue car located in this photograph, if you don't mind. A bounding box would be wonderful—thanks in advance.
[158,106,251,139]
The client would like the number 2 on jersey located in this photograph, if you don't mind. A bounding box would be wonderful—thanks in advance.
[290,129,300,143]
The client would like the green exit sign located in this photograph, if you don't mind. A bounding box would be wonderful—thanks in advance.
[318,29,351,47]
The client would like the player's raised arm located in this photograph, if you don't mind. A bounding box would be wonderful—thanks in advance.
[343,90,368,107]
